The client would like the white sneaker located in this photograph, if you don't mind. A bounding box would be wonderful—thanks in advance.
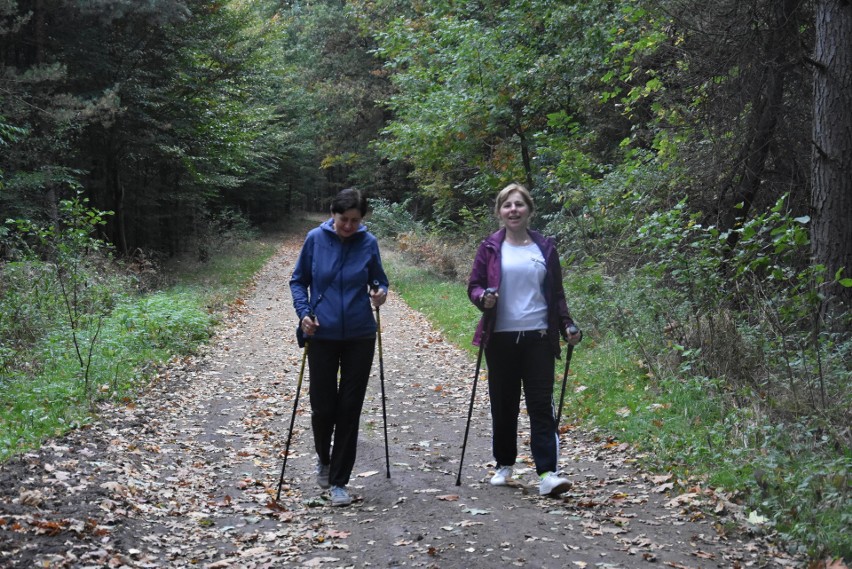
[490,465,514,486]
[539,472,571,496]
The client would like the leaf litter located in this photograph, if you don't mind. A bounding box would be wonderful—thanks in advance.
[0,235,808,568]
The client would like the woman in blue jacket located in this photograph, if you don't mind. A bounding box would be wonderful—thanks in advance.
[468,183,582,497]
[290,188,389,507]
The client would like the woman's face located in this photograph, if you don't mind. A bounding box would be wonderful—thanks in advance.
[498,191,531,230]
[332,208,363,239]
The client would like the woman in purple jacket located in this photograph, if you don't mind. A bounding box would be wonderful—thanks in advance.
[467,183,582,497]
[290,188,389,507]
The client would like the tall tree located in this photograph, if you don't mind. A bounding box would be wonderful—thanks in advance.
[713,0,805,252]
[811,0,852,315]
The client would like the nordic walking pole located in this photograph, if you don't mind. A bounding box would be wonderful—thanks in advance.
[275,314,314,502]
[456,288,496,486]
[556,325,580,427]
[371,281,391,478]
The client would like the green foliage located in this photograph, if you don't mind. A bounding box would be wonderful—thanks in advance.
[171,234,280,311]
[0,0,330,252]
[111,292,213,353]
[541,152,669,266]
[370,198,481,280]
[189,207,260,265]
[366,198,422,239]
[0,115,27,152]
[632,194,849,425]
[0,228,279,462]
[3,192,119,390]
[373,1,624,222]
[0,260,63,374]
[272,1,402,207]
[0,286,214,461]
[741,422,851,560]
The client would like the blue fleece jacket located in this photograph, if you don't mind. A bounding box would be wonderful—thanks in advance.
[290,219,389,341]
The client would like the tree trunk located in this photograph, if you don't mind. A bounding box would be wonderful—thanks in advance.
[113,161,128,257]
[34,0,46,64]
[811,0,852,316]
[510,100,534,190]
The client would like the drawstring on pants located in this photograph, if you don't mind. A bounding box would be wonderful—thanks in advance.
[512,329,547,344]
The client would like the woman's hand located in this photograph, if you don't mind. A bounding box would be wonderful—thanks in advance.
[481,288,498,309]
[301,315,319,336]
[370,287,387,308]
[564,325,582,346]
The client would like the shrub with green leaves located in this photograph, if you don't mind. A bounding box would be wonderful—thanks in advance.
[367,198,422,239]
[112,291,213,354]
[0,192,252,462]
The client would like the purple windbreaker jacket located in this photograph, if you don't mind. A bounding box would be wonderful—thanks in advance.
[467,228,574,358]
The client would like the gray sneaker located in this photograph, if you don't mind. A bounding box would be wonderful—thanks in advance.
[330,485,352,507]
[316,461,330,489]
[539,472,571,496]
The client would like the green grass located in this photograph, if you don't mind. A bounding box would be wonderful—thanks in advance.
[167,234,282,307]
[383,250,481,354]
[0,234,282,462]
[384,245,851,563]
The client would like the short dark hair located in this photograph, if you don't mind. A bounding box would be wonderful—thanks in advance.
[331,188,368,216]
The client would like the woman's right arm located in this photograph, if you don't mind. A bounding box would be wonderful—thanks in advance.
[467,242,490,310]
[289,234,314,320]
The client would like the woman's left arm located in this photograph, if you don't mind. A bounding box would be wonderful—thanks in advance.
[368,239,390,306]
[548,246,574,331]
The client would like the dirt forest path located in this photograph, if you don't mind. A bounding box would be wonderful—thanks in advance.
[0,230,803,569]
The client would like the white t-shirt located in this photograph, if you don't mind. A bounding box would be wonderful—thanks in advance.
[494,241,548,333]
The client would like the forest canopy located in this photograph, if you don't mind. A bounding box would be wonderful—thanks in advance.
[2,0,848,304]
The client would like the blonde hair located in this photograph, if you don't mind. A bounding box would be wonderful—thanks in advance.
[494,183,535,218]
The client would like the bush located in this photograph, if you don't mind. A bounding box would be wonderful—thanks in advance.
[0,219,275,462]
[370,198,478,281]
[367,198,422,239]
[112,290,213,353]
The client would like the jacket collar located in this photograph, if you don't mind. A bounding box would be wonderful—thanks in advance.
[320,217,367,238]
[485,227,549,252]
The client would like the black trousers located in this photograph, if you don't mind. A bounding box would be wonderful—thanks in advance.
[307,338,375,487]
[484,330,559,475]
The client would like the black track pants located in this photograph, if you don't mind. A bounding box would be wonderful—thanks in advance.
[307,337,375,487]
[484,330,559,475]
